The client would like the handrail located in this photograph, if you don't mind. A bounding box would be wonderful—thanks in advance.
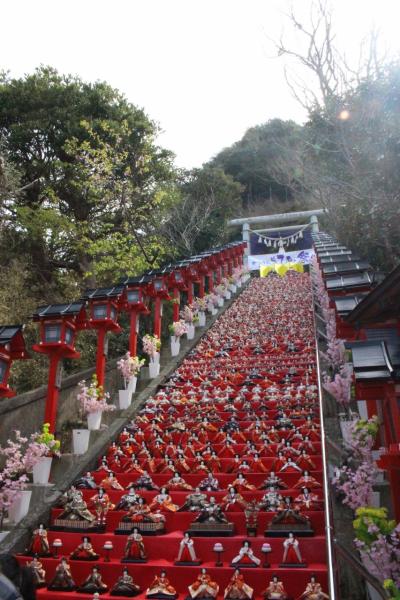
[333,539,390,599]
[312,278,338,600]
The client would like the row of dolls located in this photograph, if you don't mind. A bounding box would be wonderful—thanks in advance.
[27,559,329,599]
[51,485,318,531]
[27,530,310,566]
[76,468,321,493]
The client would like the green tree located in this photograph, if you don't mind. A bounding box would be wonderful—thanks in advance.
[0,66,175,292]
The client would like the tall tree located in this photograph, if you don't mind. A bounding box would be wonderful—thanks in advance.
[0,66,175,292]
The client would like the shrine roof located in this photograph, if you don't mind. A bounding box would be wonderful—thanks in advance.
[346,264,400,326]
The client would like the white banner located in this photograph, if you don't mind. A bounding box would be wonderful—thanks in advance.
[248,248,315,271]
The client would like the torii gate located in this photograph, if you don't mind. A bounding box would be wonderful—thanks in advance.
[228,208,325,261]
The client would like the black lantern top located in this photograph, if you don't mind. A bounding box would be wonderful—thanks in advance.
[0,325,29,359]
[346,328,400,381]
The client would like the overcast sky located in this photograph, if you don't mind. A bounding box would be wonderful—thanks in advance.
[1,0,399,168]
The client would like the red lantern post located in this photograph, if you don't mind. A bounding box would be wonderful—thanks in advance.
[33,303,87,432]
[120,277,151,357]
[0,326,30,398]
[83,287,123,388]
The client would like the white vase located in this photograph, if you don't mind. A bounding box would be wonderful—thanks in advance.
[230,284,237,293]
[153,352,160,364]
[32,456,53,485]
[118,389,132,410]
[8,490,32,523]
[211,307,217,315]
[149,361,160,379]
[87,410,102,431]
[72,429,90,454]
[339,419,357,444]
[224,290,231,300]
[186,324,195,340]
[369,491,380,508]
[170,337,180,357]
[356,400,368,419]
[236,280,242,288]
[126,376,137,395]
[198,311,206,326]
[217,297,224,307]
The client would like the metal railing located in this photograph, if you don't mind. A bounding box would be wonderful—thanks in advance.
[333,539,390,600]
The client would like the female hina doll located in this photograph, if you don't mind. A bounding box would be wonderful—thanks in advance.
[26,554,46,588]
[122,497,166,525]
[294,487,320,510]
[47,557,75,591]
[262,575,289,600]
[77,565,108,594]
[70,535,100,560]
[188,568,219,599]
[110,568,141,597]
[282,533,304,565]
[231,473,256,492]
[166,471,193,491]
[222,486,249,511]
[89,487,115,526]
[297,575,329,599]
[146,570,177,599]
[294,470,321,490]
[122,527,147,562]
[149,487,179,512]
[231,540,261,567]
[296,450,316,471]
[224,569,254,600]
[175,532,200,563]
[27,523,51,556]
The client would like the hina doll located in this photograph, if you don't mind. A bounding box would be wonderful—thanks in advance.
[74,472,97,489]
[116,487,141,510]
[58,488,96,524]
[193,460,211,475]
[262,575,289,600]
[27,523,51,556]
[77,565,108,594]
[194,497,228,524]
[222,486,249,511]
[166,472,193,491]
[128,471,159,490]
[231,473,256,491]
[26,554,46,587]
[257,487,283,511]
[231,540,261,566]
[122,527,147,561]
[297,575,329,599]
[122,497,166,525]
[224,569,254,600]
[294,487,320,510]
[282,533,304,564]
[47,557,75,590]
[188,568,219,599]
[296,450,316,471]
[70,535,100,560]
[110,568,141,596]
[146,570,177,598]
[149,487,179,512]
[175,532,200,563]
[100,471,124,490]
[249,453,268,473]
[89,487,115,525]
[279,457,302,473]
[178,488,207,512]
[259,472,288,490]
[294,470,321,490]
